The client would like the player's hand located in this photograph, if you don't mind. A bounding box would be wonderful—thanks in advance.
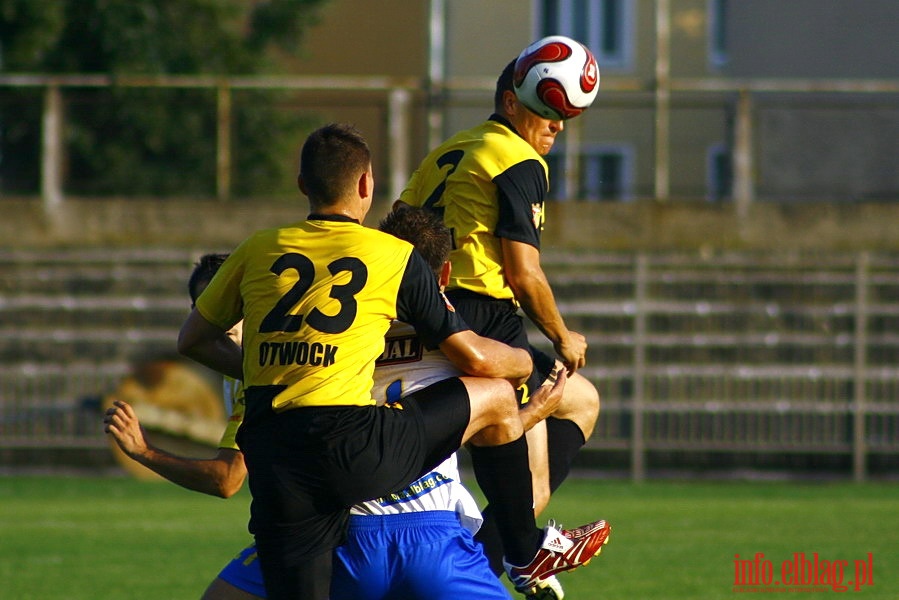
[519,362,567,431]
[555,330,587,374]
[103,399,149,458]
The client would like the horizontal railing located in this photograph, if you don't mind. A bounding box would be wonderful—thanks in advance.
[2,72,898,209]
[2,249,898,480]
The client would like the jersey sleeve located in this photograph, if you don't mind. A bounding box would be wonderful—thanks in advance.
[493,158,546,249]
[395,250,469,349]
[194,241,247,330]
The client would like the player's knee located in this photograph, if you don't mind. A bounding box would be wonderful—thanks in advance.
[585,380,600,420]
[564,374,600,439]
[487,379,523,440]
[466,377,522,444]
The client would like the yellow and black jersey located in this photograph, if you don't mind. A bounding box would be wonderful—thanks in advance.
[195,214,467,412]
[400,115,549,301]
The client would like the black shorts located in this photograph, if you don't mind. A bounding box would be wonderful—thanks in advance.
[446,289,556,403]
[237,378,471,560]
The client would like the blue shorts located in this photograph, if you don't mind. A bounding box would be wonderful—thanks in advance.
[217,543,267,598]
[332,512,511,600]
[217,512,510,600]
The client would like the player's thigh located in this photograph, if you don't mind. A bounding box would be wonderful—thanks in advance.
[551,371,600,437]
[526,419,551,515]
[407,377,472,472]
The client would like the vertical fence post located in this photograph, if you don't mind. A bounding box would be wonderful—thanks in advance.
[216,82,232,201]
[427,0,446,152]
[41,84,63,210]
[388,87,412,203]
[632,253,649,481]
[562,116,581,200]
[733,89,755,219]
[654,0,671,201]
[852,252,870,482]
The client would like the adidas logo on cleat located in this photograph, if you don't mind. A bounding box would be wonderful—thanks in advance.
[542,530,574,554]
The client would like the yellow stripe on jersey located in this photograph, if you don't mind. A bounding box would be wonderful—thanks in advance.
[400,118,548,300]
[196,218,414,411]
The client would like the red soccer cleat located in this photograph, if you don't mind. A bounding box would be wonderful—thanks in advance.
[505,519,611,594]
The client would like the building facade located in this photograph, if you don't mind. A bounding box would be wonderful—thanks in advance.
[280,0,899,204]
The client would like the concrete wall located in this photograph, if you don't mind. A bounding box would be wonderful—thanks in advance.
[5,198,899,252]
[726,0,899,78]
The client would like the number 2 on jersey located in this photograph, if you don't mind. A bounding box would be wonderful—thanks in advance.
[421,149,464,218]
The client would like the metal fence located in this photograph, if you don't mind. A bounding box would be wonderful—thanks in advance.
[2,72,898,209]
[529,250,899,480]
[1,248,897,480]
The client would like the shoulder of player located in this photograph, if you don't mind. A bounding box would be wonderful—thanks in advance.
[479,121,547,174]
[260,220,411,247]
[365,226,415,250]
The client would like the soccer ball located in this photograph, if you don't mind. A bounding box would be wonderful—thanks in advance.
[513,35,600,121]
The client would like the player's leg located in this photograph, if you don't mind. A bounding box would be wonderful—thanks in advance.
[474,401,552,577]
[545,371,600,492]
[408,376,611,595]
[254,539,333,600]
[237,395,351,600]
[203,544,267,600]
[549,370,599,441]
[441,292,585,496]
[406,376,544,568]
[527,419,552,513]
[523,345,599,493]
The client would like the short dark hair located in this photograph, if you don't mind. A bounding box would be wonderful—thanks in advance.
[188,253,229,304]
[378,206,451,277]
[298,123,371,206]
[494,58,517,113]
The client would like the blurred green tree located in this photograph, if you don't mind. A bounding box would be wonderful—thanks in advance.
[0,0,327,197]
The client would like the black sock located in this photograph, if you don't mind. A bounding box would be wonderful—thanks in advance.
[469,436,542,567]
[473,506,505,575]
[546,416,587,492]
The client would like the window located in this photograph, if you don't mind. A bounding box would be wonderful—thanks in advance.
[546,144,633,201]
[536,0,633,70]
[708,0,729,68]
[707,142,732,202]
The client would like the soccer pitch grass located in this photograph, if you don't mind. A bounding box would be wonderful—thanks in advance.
[1,476,896,599]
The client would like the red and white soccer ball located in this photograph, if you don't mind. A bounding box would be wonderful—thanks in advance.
[513,35,600,121]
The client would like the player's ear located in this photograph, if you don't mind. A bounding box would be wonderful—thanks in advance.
[438,261,451,289]
[358,167,374,200]
[503,89,519,116]
[297,174,308,195]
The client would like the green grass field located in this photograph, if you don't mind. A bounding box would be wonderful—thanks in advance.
[1,476,897,599]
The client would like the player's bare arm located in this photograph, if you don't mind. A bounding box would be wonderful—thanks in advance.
[501,237,587,373]
[438,329,532,389]
[104,399,246,498]
[178,308,244,381]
